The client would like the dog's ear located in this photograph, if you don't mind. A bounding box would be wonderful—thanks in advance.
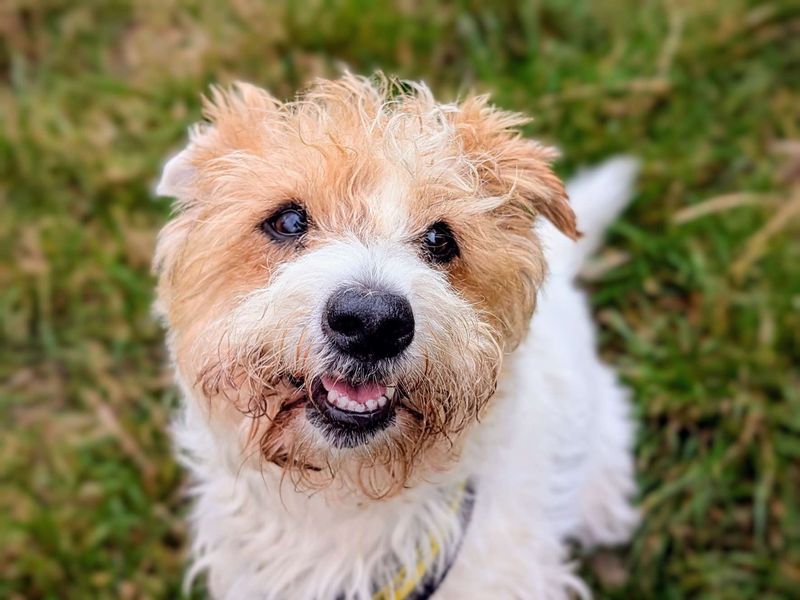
[153,135,205,281]
[154,83,283,278]
[156,82,281,205]
[452,96,579,240]
[153,126,210,281]
[157,146,198,200]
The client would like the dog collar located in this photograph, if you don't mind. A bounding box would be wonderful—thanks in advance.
[370,478,477,600]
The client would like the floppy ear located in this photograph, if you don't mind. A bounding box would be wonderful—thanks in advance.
[154,82,282,280]
[156,147,196,199]
[156,81,281,202]
[452,96,579,240]
[153,125,212,280]
[153,131,207,281]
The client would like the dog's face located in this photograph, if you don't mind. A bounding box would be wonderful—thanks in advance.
[155,76,576,497]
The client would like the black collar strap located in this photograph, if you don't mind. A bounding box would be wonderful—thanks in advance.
[370,479,477,600]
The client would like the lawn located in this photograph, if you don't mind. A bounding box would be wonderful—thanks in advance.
[1,1,799,598]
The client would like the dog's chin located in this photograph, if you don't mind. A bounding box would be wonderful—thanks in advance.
[304,374,398,449]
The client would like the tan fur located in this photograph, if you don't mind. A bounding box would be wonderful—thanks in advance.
[155,74,577,497]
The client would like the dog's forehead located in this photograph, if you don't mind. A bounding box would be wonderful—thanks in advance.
[300,157,450,242]
[363,172,416,237]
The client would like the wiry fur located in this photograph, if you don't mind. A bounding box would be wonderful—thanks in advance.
[154,74,639,598]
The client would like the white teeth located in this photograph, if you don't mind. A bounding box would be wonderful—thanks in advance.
[326,391,366,413]
[324,386,394,413]
[335,394,350,409]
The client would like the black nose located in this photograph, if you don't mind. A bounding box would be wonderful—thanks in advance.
[324,288,414,361]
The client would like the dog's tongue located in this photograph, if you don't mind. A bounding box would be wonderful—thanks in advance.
[321,376,386,405]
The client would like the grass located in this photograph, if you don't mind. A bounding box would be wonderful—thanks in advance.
[1,0,799,598]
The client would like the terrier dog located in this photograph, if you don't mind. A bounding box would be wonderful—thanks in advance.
[154,74,639,599]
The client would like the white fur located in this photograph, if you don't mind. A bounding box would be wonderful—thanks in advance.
[171,158,639,599]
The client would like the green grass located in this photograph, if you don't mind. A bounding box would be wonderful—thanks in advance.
[2,0,799,598]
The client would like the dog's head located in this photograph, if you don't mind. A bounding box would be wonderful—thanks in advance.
[155,75,576,497]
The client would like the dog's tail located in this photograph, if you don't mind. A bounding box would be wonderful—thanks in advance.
[541,156,640,277]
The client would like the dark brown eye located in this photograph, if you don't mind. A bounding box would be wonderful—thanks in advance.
[422,221,459,263]
[261,204,308,241]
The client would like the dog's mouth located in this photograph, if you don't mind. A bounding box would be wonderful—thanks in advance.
[318,375,396,413]
[301,374,398,448]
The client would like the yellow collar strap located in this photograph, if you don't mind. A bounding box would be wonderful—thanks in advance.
[371,479,477,600]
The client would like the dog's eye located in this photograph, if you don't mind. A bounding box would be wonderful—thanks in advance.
[422,221,459,263]
[261,205,308,241]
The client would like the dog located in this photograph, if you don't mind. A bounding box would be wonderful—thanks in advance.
[153,74,639,599]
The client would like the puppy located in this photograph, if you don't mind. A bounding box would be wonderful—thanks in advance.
[154,74,639,599]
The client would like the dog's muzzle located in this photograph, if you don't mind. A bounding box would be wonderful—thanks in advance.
[303,286,414,446]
